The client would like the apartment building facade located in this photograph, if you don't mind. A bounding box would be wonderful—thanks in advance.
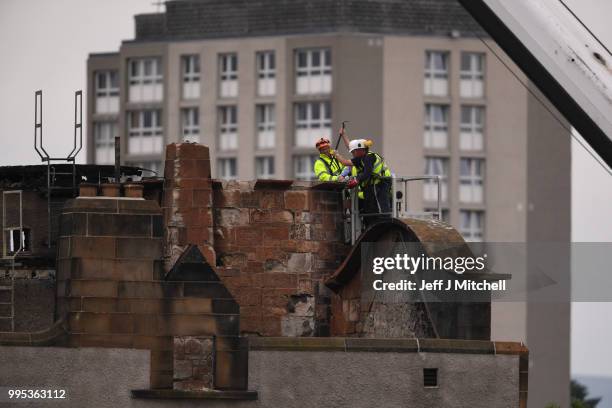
[86,0,534,243]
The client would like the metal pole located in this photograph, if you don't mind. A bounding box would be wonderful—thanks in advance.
[114,136,121,183]
[436,176,442,221]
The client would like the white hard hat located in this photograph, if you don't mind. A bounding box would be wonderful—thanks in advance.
[349,139,368,152]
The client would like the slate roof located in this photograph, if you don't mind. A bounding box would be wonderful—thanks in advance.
[132,0,487,42]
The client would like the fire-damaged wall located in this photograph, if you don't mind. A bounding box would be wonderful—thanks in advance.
[164,143,351,338]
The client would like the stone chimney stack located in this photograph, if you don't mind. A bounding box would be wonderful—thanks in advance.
[163,143,215,270]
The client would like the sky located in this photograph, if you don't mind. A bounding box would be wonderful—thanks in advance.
[0,0,611,379]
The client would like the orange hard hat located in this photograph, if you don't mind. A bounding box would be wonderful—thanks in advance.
[315,137,331,150]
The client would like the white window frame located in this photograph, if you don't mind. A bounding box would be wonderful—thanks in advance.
[218,158,237,180]
[218,106,238,151]
[182,55,201,99]
[127,110,163,155]
[295,48,332,95]
[294,101,332,147]
[128,58,163,102]
[257,51,276,96]
[424,51,449,96]
[219,53,238,98]
[181,107,200,142]
[94,70,119,114]
[459,158,485,203]
[424,104,449,149]
[460,52,485,98]
[460,210,484,242]
[460,106,485,151]
[94,122,117,165]
[255,156,275,179]
[293,155,318,181]
[423,157,449,202]
[256,104,275,149]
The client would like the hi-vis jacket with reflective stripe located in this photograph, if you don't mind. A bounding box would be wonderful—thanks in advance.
[351,151,391,187]
[314,153,344,181]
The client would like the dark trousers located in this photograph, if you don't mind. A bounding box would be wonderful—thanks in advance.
[361,179,392,227]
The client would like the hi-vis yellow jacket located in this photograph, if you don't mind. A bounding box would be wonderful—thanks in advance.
[351,151,392,186]
[314,153,344,181]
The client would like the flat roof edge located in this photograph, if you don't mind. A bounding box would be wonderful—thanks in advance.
[249,337,527,355]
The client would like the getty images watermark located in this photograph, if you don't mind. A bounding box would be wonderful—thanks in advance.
[370,252,507,292]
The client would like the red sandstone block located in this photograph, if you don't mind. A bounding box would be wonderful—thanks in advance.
[167,178,212,191]
[250,273,265,288]
[236,288,262,306]
[262,306,288,318]
[133,335,173,351]
[234,227,263,246]
[240,317,263,334]
[295,241,320,253]
[176,160,198,178]
[177,143,210,160]
[285,191,309,210]
[193,189,212,207]
[246,261,264,274]
[254,246,282,262]
[298,279,314,294]
[213,189,241,208]
[250,209,294,224]
[186,227,210,245]
[239,191,260,208]
[164,160,175,179]
[166,144,178,161]
[261,318,281,336]
[263,225,290,241]
[259,191,284,209]
[175,189,194,210]
[195,159,212,178]
[263,273,297,289]
[240,305,262,317]
[199,245,216,267]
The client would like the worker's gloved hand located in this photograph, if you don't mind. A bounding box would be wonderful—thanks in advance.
[337,176,345,182]
[340,166,351,178]
[346,179,358,189]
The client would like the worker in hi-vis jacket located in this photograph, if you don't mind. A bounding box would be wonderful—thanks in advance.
[313,137,352,182]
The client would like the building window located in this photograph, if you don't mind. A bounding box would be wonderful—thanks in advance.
[94,70,119,114]
[219,53,238,98]
[293,155,318,181]
[127,110,163,154]
[182,55,200,99]
[181,107,200,142]
[460,53,485,98]
[6,228,31,254]
[424,51,449,96]
[257,51,276,96]
[459,158,485,203]
[423,157,448,202]
[126,161,162,176]
[256,104,275,149]
[128,58,163,102]
[218,158,237,180]
[460,210,484,242]
[460,106,484,151]
[295,101,331,147]
[295,48,332,95]
[256,156,275,179]
[424,104,449,149]
[94,122,118,165]
[218,106,238,151]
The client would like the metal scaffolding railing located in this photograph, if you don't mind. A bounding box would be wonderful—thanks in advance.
[346,175,442,244]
